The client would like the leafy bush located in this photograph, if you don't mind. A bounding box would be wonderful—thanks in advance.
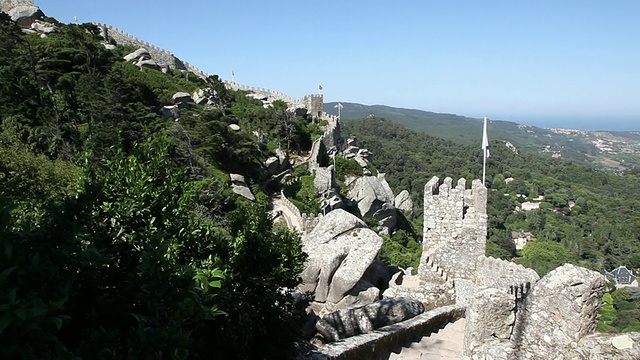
[334,156,363,183]
[377,229,422,269]
[284,173,320,214]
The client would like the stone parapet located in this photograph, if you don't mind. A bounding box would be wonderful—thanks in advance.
[298,304,465,360]
[476,256,539,300]
[93,22,188,71]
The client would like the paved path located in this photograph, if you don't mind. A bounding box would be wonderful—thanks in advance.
[270,194,303,232]
[388,318,465,360]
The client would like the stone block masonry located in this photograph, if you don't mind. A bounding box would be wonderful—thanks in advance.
[418,176,487,280]
[465,264,640,360]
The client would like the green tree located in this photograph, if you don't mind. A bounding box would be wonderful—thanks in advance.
[517,241,578,276]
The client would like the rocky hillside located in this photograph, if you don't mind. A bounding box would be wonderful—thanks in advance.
[326,102,640,173]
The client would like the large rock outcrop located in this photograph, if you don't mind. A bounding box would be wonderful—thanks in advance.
[517,263,606,359]
[300,209,383,304]
[346,174,397,236]
[7,4,43,27]
[347,174,395,218]
[229,173,255,201]
[394,189,414,218]
[316,297,424,342]
[464,264,640,360]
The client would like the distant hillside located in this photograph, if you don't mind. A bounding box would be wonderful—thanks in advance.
[325,102,640,173]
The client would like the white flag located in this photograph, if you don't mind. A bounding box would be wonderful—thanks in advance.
[333,103,343,109]
[482,116,490,158]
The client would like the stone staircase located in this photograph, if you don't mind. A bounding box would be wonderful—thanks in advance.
[387,318,465,360]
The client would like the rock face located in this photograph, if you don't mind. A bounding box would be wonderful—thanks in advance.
[394,190,414,218]
[517,264,605,359]
[346,174,397,235]
[229,174,255,201]
[159,105,180,120]
[172,92,194,107]
[300,209,383,304]
[265,149,290,177]
[124,48,150,62]
[7,4,43,27]
[31,20,58,34]
[316,297,424,342]
[347,174,395,218]
[463,264,639,360]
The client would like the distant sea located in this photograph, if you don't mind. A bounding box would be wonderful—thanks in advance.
[498,116,639,132]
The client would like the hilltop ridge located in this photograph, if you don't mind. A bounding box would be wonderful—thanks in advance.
[327,102,640,173]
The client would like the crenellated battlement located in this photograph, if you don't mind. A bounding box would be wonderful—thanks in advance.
[93,22,188,71]
[418,176,487,281]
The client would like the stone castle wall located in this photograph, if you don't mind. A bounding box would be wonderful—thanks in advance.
[93,23,188,71]
[418,176,487,280]
[92,23,325,117]
[318,111,341,151]
[465,264,640,360]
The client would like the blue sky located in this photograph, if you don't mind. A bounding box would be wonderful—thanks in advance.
[37,1,640,131]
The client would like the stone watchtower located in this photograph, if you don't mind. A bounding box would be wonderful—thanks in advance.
[418,176,487,280]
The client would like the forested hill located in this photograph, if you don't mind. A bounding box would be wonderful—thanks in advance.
[343,117,640,276]
[0,14,319,358]
[328,102,640,173]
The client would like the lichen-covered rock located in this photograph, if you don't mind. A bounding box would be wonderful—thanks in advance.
[172,92,194,106]
[316,297,424,342]
[319,189,343,214]
[300,209,383,304]
[576,332,640,359]
[332,279,380,311]
[229,173,255,201]
[31,20,58,34]
[123,48,150,62]
[7,5,43,27]
[313,166,334,194]
[347,174,395,218]
[517,264,606,359]
[394,189,414,217]
[192,89,208,105]
[136,58,159,70]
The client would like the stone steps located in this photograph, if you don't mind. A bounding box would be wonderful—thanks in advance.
[388,318,465,360]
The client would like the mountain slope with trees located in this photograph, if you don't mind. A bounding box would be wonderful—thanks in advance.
[0,14,314,359]
[343,117,640,274]
[328,102,640,173]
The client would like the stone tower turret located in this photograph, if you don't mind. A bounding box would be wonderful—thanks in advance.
[418,176,487,280]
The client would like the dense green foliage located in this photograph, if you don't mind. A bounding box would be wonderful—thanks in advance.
[0,15,311,359]
[377,229,422,270]
[598,287,640,333]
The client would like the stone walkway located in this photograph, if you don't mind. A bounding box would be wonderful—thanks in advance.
[388,319,465,360]
[270,194,303,232]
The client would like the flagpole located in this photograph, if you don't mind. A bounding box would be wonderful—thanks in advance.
[338,103,341,120]
[483,146,487,186]
[482,116,488,186]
